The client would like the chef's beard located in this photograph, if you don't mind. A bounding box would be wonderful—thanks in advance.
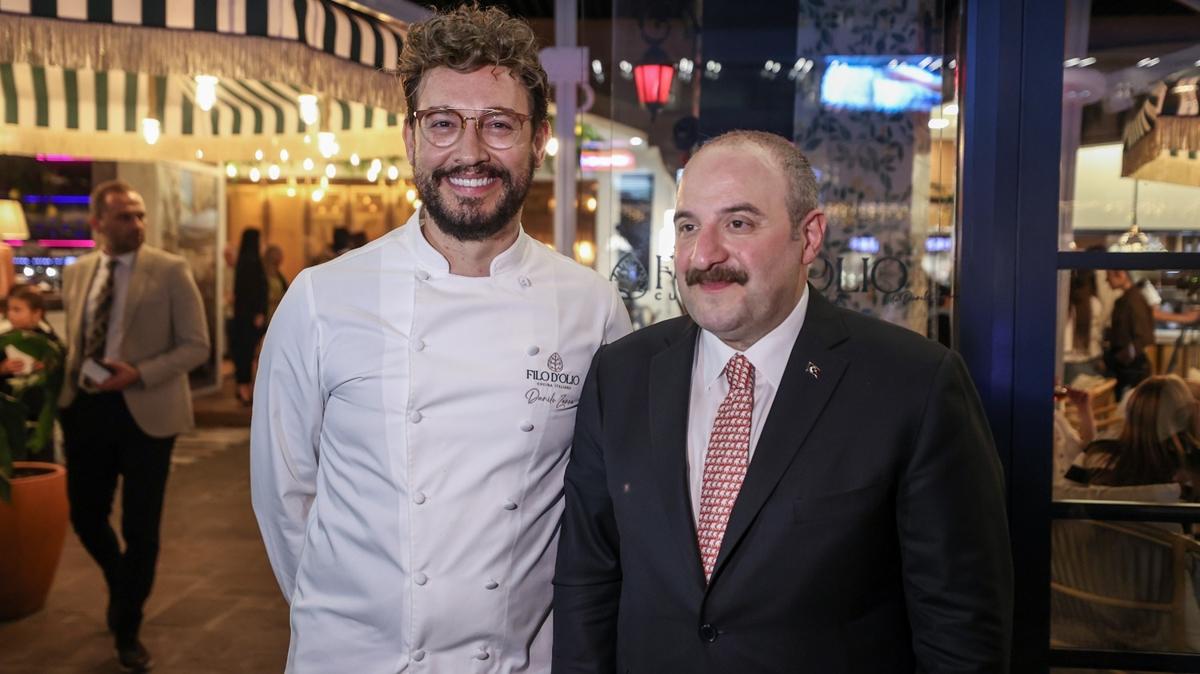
[415,155,535,242]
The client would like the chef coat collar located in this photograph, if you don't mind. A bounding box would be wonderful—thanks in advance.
[406,209,531,277]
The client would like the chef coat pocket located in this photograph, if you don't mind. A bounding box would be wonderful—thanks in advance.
[793,481,890,525]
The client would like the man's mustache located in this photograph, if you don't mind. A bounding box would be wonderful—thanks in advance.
[433,164,507,181]
[685,266,748,286]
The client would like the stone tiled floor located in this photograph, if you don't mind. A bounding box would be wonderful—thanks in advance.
[0,427,290,673]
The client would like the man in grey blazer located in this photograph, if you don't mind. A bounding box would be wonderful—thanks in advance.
[59,179,209,672]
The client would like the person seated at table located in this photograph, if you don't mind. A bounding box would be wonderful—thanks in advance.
[1066,374,1200,495]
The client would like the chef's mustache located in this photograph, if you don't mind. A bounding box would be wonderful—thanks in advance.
[685,266,748,286]
[434,164,509,182]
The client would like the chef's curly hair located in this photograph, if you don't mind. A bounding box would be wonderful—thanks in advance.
[397,3,549,129]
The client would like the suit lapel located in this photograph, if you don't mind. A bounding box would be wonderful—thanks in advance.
[118,248,151,348]
[709,291,850,584]
[68,255,100,353]
[648,319,707,591]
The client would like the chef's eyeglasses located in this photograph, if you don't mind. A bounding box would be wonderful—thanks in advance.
[410,107,533,150]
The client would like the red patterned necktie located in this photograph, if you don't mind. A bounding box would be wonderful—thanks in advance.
[696,353,754,582]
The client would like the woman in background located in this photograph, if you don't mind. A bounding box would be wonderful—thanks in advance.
[263,244,288,325]
[1063,269,1104,385]
[1066,374,1200,493]
[231,228,267,405]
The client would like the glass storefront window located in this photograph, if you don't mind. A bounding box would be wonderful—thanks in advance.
[1051,266,1200,656]
[578,0,961,340]
[1059,2,1200,253]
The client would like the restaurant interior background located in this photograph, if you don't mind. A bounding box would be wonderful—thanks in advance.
[2,0,1200,670]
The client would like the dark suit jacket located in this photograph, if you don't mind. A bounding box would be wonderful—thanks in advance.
[553,290,1013,674]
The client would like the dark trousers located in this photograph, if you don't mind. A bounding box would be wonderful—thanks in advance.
[229,318,262,384]
[1105,351,1151,400]
[61,391,175,647]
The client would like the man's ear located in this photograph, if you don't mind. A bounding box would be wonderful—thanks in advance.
[798,210,827,265]
[532,120,551,169]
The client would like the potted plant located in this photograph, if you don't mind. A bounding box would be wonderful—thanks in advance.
[0,328,68,621]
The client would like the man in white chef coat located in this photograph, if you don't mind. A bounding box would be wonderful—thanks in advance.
[250,5,632,673]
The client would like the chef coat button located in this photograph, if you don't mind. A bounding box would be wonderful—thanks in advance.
[520,421,534,432]
[503,501,518,510]
[474,649,490,661]
[485,580,499,590]
[518,276,532,288]
[413,339,426,352]
[526,345,540,356]
[699,623,718,642]
[409,410,422,424]
[414,572,428,586]
[412,650,426,662]
[416,270,431,281]
[413,492,427,505]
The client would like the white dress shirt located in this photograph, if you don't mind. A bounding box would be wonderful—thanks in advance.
[84,249,136,362]
[687,287,809,523]
[251,211,631,674]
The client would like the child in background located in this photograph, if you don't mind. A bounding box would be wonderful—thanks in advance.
[0,286,66,462]
[0,285,62,375]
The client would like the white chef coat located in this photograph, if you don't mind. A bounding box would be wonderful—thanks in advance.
[251,212,632,674]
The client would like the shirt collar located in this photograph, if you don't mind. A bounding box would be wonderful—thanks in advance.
[405,208,530,277]
[100,249,137,268]
[698,285,810,391]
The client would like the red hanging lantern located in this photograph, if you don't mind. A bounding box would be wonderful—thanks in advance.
[634,47,675,120]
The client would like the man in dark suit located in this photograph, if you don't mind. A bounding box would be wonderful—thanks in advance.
[60,180,210,672]
[553,131,1013,673]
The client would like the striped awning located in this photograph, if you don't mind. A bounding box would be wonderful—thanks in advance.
[0,0,412,111]
[0,61,406,163]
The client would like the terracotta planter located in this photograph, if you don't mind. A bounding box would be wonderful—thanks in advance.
[0,461,68,621]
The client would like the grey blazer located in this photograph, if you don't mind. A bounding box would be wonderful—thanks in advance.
[59,245,211,438]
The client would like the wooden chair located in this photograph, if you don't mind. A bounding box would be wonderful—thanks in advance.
[1063,378,1123,439]
[1050,519,1200,653]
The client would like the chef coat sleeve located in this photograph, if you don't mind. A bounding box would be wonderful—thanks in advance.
[250,269,325,602]
[602,283,633,344]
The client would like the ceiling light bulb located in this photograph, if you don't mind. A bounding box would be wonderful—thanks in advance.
[268,164,281,180]
[226,163,237,178]
[255,149,264,161]
[298,94,319,126]
[280,149,289,162]
[141,118,161,145]
[545,137,560,157]
[249,167,261,182]
[325,163,336,179]
[302,158,314,171]
[350,153,360,167]
[195,75,219,112]
[387,165,400,181]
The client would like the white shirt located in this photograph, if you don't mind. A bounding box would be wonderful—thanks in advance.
[686,287,809,523]
[84,249,136,362]
[250,211,631,674]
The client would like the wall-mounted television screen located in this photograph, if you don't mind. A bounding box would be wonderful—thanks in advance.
[820,56,942,113]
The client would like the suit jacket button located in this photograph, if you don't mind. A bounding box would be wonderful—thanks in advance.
[699,623,717,642]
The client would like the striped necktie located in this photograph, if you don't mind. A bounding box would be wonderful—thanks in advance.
[696,353,754,582]
[84,258,119,362]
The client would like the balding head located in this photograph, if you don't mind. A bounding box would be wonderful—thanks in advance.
[694,130,819,235]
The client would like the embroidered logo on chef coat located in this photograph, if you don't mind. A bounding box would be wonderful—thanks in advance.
[525,352,581,409]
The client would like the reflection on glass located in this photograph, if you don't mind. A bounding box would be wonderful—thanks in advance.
[1059,2,1200,252]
